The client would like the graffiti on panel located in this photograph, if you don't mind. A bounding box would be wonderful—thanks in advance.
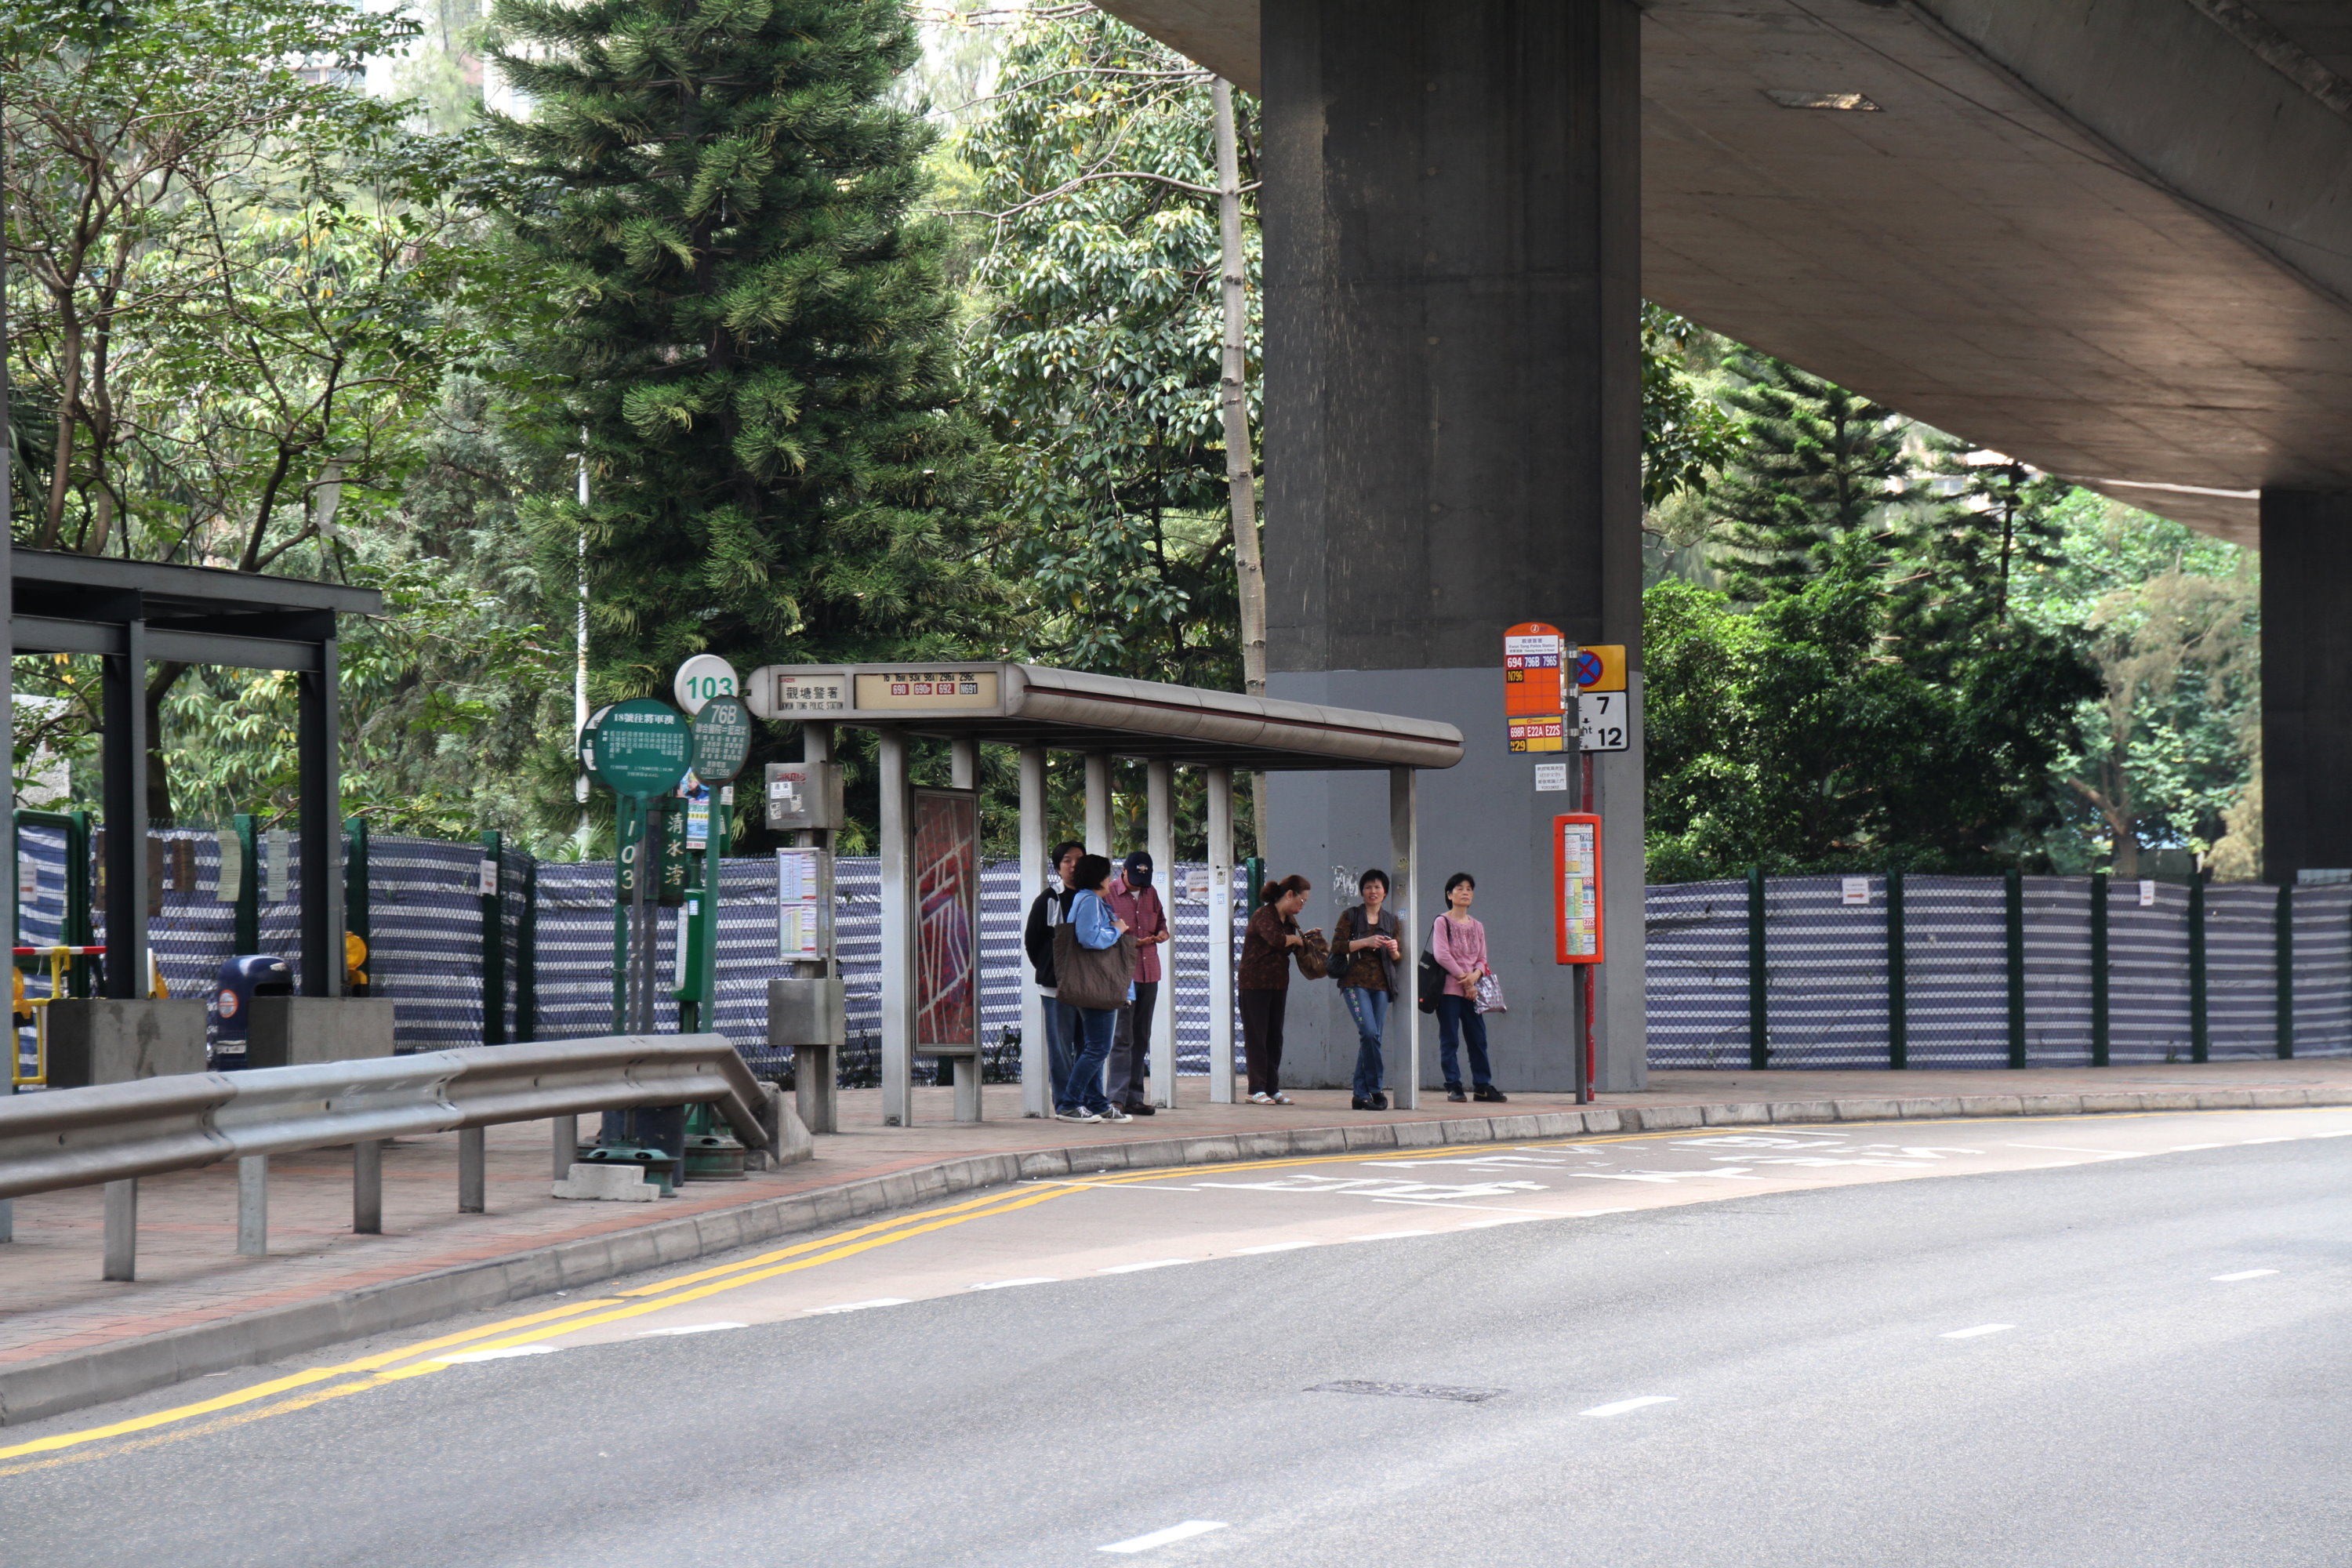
[913,788,978,1051]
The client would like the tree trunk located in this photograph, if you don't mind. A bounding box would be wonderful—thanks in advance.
[1212,77,1269,841]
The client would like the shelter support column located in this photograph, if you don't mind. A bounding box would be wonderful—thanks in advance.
[1261,0,1646,1092]
[2261,490,2352,882]
[797,721,837,1136]
[1083,753,1112,855]
[877,727,913,1126]
[100,604,148,999]
[1206,767,1237,1104]
[1389,767,1419,1110]
[299,626,343,996]
[1146,758,1177,1108]
[1018,744,1051,1117]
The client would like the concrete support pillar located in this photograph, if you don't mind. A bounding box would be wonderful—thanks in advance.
[1018,744,1052,1118]
[1146,758,1178,1108]
[354,1139,383,1234]
[1206,768,1237,1105]
[103,1178,136,1281]
[2260,490,2352,883]
[237,1154,268,1257]
[1261,0,1646,1093]
[1083,753,1112,855]
[550,1116,575,1181]
[1390,768,1421,1110]
[877,728,914,1126]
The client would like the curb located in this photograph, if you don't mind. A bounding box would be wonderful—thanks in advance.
[6,1084,2347,1427]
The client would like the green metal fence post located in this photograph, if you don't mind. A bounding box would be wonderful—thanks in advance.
[233,813,260,956]
[2277,881,2294,1060]
[515,856,539,1043]
[343,816,370,948]
[2189,870,2209,1064]
[1886,868,1907,1070]
[1748,865,1769,1070]
[67,810,96,996]
[2005,868,2026,1068]
[2090,873,2111,1068]
[480,829,506,1045]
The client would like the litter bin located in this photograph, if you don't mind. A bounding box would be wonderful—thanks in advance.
[209,954,292,1070]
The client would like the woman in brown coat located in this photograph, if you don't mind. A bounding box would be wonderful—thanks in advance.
[1238,874,1318,1104]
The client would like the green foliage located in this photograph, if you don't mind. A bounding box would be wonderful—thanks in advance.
[1640,304,1740,507]
[953,6,1251,690]
[1706,354,1908,602]
[486,0,1007,722]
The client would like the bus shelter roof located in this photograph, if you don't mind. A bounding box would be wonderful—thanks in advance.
[750,662,1463,771]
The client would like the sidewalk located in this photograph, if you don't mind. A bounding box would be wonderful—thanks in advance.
[5,1058,2348,1426]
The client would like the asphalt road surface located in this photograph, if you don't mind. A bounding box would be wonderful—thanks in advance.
[4,1107,2349,1566]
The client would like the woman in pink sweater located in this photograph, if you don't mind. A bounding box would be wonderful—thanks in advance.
[1431,873,1504,1103]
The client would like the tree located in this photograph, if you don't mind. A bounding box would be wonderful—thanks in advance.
[486,0,1007,718]
[1707,354,1907,602]
[1640,303,1740,509]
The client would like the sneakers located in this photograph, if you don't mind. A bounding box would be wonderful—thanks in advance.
[1249,1091,1276,1105]
[1473,1086,1509,1103]
[1100,1105,1133,1123]
[1123,1102,1157,1116]
[1371,1092,1389,1111]
[1054,1107,1101,1123]
[1446,1088,1468,1103]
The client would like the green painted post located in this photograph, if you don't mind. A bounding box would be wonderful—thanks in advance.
[2276,881,2294,1060]
[2090,873,2111,1068]
[2005,868,2026,1069]
[480,830,506,1045]
[343,816,369,946]
[1886,868,1907,1070]
[233,814,260,956]
[67,811,96,996]
[515,857,539,1043]
[2189,871,2209,1064]
[1748,865,1769,1070]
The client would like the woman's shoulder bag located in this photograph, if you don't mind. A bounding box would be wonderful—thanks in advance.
[1417,913,1448,1014]
[1052,899,1138,1011]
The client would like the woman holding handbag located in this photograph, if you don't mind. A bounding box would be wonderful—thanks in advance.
[1432,872,1506,1104]
[1330,869,1402,1111]
[1238,874,1319,1105]
[1050,855,1138,1123]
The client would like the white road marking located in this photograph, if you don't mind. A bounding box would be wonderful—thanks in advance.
[2314,1130,2352,1138]
[967,1277,1058,1290]
[636,1322,746,1337]
[804,1298,911,1315]
[2009,1145,2147,1159]
[435,1346,558,1363]
[1457,1215,1551,1229]
[1098,1520,1229,1554]
[1234,1241,1320,1254]
[2169,1144,2224,1151]
[1940,1323,2016,1339]
[1098,1258,1192,1274]
[1581,1396,1676,1417]
[2212,1269,2279,1282]
[2238,1138,2294,1145]
[1351,1229,1435,1241]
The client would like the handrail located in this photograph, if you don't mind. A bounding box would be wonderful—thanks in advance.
[0,1034,769,1203]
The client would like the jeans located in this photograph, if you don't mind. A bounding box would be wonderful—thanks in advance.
[1058,1006,1117,1114]
[1343,987,1389,1100]
[1105,979,1159,1107]
[1041,995,1080,1096]
[1240,989,1287,1096]
[1436,993,1492,1091]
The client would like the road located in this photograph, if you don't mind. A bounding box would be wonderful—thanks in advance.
[3,1107,2349,1566]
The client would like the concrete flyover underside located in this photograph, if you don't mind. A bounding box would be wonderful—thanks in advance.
[1096,0,2352,545]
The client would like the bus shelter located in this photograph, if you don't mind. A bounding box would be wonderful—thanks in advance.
[752,663,1464,1126]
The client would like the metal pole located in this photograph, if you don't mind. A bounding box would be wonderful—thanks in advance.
[1018,744,1051,1118]
[1388,766,1419,1110]
[1145,758,1178,1109]
[2189,870,2209,1064]
[234,812,260,954]
[299,631,343,997]
[1886,869,1907,1070]
[458,1127,486,1213]
[878,728,913,1126]
[354,1139,382,1234]
[1207,767,1237,1105]
[237,1154,267,1256]
[344,815,369,955]
[1747,866,1768,1070]
[516,856,538,1040]
[551,1116,576,1181]
[2005,867,2026,1069]
[481,829,506,1044]
[103,1178,136,1281]
[1083,753,1112,855]
[2278,881,2295,1059]
[2090,872,2111,1067]
[100,608,147,999]
[575,438,591,854]
[797,721,838,1134]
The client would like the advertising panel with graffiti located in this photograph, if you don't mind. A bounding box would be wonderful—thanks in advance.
[913,787,978,1051]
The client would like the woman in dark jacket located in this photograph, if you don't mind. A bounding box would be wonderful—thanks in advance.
[1238,874,1317,1105]
[1330,868,1402,1110]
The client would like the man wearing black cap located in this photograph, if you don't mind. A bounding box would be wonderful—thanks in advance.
[1103,850,1169,1115]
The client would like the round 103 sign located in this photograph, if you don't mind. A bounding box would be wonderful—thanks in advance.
[673,654,740,716]
[584,698,691,799]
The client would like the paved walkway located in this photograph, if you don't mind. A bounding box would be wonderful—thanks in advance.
[4,1059,2347,1385]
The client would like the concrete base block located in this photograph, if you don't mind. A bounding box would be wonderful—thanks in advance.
[749,1085,815,1171]
[245,997,397,1069]
[552,1163,659,1202]
[44,1000,208,1087]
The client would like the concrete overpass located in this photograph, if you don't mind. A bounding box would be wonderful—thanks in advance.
[1091,0,2352,1091]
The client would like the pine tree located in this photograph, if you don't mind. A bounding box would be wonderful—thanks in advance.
[1706,354,1908,601]
[486,0,1005,702]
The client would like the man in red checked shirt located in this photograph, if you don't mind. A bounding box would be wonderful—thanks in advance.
[1102,851,1169,1116]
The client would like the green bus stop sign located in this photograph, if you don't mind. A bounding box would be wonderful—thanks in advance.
[585,697,691,799]
[690,695,753,783]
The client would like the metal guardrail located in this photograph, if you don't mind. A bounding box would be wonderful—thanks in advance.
[0,1035,772,1279]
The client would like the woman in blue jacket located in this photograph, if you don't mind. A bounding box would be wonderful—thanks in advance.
[1057,854,1133,1124]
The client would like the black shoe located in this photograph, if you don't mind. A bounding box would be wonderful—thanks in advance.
[1473,1086,1508,1103]
[1370,1093,1389,1111]
[1124,1102,1156,1116]
[1351,1096,1375,1110]
[1446,1088,1468,1103]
